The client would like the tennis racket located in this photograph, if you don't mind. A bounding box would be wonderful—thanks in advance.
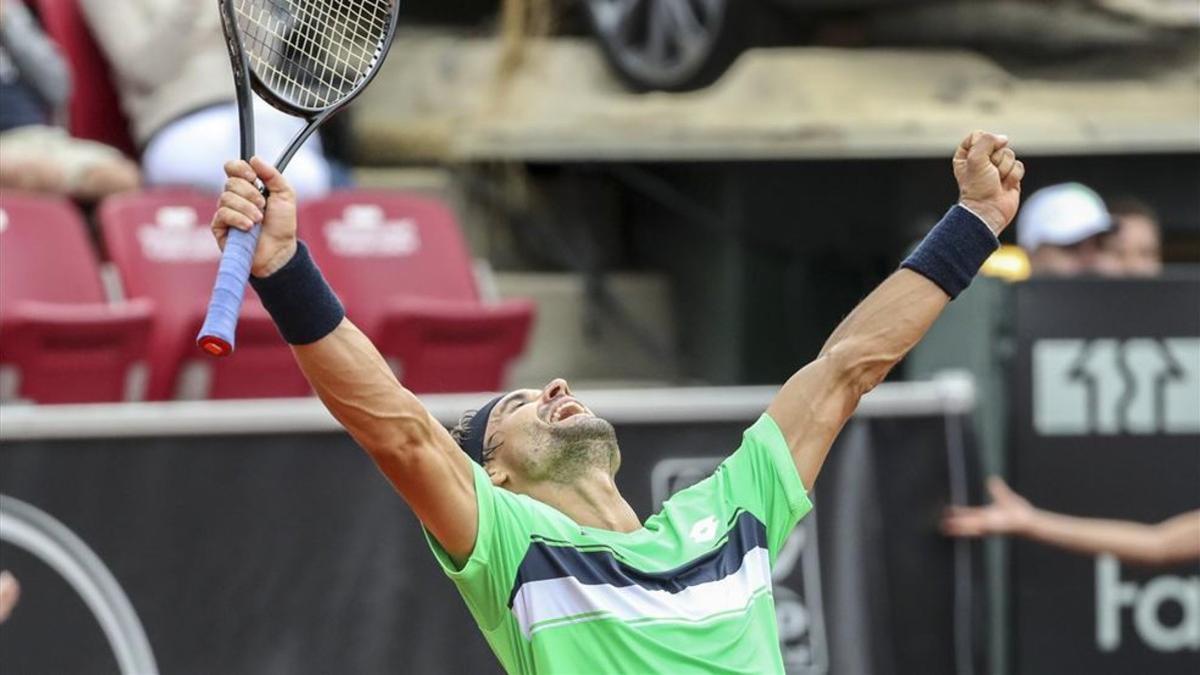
[197,0,399,357]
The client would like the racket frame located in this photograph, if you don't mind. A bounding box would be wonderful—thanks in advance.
[197,0,399,357]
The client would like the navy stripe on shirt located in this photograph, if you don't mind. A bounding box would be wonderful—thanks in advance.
[507,510,768,608]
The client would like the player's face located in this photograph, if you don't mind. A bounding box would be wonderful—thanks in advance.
[483,379,620,487]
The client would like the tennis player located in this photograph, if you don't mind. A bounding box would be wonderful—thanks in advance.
[212,130,1023,673]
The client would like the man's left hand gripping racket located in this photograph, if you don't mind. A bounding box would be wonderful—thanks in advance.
[197,0,399,357]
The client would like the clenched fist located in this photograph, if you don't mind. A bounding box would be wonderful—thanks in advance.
[954,131,1025,235]
[211,156,298,278]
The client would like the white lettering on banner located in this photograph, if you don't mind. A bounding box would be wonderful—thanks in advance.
[1095,555,1200,652]
[137,207,221,262]
[1033,338,1200,436]
[324,205,420,257]
[0,209,8,233]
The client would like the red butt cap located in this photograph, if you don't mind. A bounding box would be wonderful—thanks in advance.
[197,336,232,358]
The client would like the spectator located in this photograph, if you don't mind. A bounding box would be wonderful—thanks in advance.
[0,0,139,201]
[943,477,1200,566]
[1106,197,1164,276]
[1016,182,1122,276]
[79,0,332,196]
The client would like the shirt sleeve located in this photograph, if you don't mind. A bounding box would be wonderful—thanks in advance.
[712,413,813,557]
[423,461,534,631]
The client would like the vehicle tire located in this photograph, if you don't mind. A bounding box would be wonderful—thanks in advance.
[583,0,753,92]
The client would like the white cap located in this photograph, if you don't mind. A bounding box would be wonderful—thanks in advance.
[1017,183,1112,251]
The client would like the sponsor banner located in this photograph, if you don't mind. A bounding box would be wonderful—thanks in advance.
[1,414,977,674]
[1012,276,1200,674]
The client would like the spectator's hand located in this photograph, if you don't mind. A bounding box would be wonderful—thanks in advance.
[954,131,1025,235]
[0,156,68,195]
[0,571,19,624]
[942,477,1036,537]
[212,157,297,278]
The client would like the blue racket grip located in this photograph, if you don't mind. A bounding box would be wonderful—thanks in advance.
[197,224,262,357]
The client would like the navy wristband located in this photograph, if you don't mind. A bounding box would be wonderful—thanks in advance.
[901,205,1000,299]
[249,241,345,345]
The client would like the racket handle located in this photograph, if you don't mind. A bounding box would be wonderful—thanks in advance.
[196,224,262,357]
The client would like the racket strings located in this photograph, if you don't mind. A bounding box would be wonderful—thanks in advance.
[249,0,384,92]
[242,0,384,105]
[234,0,392,109]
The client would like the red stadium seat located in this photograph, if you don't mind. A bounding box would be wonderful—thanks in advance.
[299,191,534,392]
[0,192,152,403]
[27,0,136,156]
[98,189,310,400]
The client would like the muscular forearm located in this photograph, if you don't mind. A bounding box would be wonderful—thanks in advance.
[293,319,439,457]
[293,319,481,559]
[771,203,1004,488]
[1023,509,1200,566]
[819,268,950,391]
[773,131,1020,490]
[817,136,1012,393]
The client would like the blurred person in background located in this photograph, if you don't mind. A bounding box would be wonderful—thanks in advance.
[0,0,139,200]
[943,477,1200,565]
[1106,196,1164,276]
[79,0,332,196]
[207,131,1023,673]
[0,570,18,623]
[1017,182,1122,277]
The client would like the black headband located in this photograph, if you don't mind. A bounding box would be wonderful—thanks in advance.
[458,395,504,465]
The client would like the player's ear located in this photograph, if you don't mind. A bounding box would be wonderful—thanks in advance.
[485,465,509,487]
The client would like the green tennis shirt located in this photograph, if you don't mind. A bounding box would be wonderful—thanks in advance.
[425,413,813,674]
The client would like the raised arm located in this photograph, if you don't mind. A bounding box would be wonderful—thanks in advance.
[767,131,1024,489]
[943,478,1200,566]
[211,157,480,563]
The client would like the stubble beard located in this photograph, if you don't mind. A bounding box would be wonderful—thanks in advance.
[541,417,620,484]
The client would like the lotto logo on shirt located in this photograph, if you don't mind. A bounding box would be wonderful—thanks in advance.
[651,457,829,675]
[690,516,718,543]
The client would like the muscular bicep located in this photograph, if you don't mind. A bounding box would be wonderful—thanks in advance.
[766,355,860,490]
[293,319,479,562]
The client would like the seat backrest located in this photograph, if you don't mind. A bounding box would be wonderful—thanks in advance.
[28,0,136,156]
[0,192,153,403]
[298,191,481,333]
[97,189,223,323]
[0,191,106,308]
[98,189,309,400]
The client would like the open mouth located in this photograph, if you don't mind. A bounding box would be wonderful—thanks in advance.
[546,398,590,424]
